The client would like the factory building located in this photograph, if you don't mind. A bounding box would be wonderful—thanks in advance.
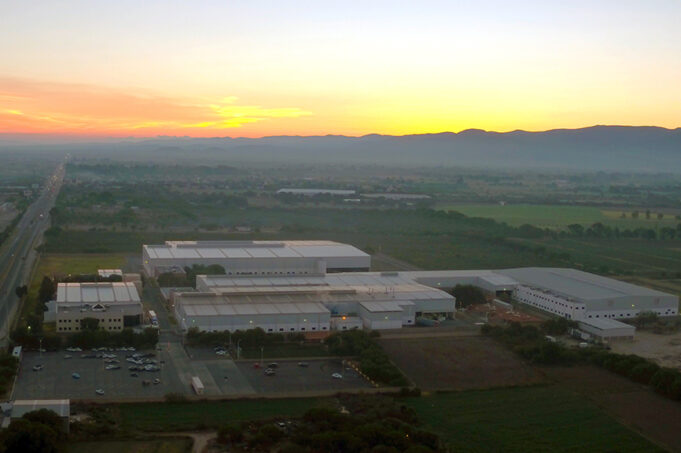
[45,282,143,332]
[143,240,370,277]
[499,267,678,320]
[174,272,455,332]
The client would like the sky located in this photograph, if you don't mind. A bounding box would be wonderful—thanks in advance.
[0,0,680,137]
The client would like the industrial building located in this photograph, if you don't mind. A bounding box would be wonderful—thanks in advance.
[174,272,455,332]
[44,282,143,332]
[499,267,679,321]
[142,240,370,277]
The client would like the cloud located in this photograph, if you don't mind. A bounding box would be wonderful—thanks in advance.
[0,77,311,135]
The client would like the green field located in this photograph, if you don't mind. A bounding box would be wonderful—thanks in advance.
[404,386,663,453]
[69,438,191,453]
[114,397,331,432]
[437,203,680,229]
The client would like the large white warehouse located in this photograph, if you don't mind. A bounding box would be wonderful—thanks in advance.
[175,272,455,332]
[143,240,370,277]
[498,267,679,320]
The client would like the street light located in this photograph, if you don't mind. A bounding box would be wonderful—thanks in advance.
[236,339,242,360]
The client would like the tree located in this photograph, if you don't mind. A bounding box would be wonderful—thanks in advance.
[451,284,486,308]
[15,285,28,299]
[1,418,63,453]
[38,277,56,304]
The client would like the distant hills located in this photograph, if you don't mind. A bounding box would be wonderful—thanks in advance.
[1,125,680,172]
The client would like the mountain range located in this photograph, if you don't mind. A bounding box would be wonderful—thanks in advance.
[1,125,680,172]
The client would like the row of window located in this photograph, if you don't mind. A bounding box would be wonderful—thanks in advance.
[57,325,123,332]
[58,318,122,323]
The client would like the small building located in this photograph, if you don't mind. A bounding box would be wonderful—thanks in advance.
[359,301,413,330]
[578,318,636,341]
[276,188,356,196]
[191,376,204,395]
[5,399,70,433]
[97,269,123,279]
[47,282,143,332]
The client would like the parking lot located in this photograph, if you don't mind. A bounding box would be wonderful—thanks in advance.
[13,349,186,400]
[235,359,371,394]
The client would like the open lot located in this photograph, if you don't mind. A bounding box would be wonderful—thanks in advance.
[379,335,544,390]
[236,359,371,394]
[13,349,185,400]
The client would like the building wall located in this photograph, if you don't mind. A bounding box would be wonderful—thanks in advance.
[55,311,132,332]
[358,306,403,330]
[578,322,635,340]
[515,285,679,320]
[175,305,330,333]
[514,286,586,320]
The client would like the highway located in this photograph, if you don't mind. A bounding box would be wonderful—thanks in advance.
[0,162,65,345]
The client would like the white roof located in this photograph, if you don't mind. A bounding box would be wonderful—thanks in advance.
[144,240,369,260]
[197,272,453,304]
[579,318,636,331]
[360,300,413,313]
[56,282,140,305]
[499,268,675,301]
[181,297,329,316]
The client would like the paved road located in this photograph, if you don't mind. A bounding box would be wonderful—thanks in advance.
[0,162,65,344]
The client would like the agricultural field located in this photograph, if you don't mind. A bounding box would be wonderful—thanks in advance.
[113,397,331,432]
[404,385,665,453]
[68,438,192,453]
[378,335,543,390]
[436,203,681,229]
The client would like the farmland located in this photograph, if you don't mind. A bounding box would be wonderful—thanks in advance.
[436,203,681,229]
[113,397,330,432]
[404,385,664,453]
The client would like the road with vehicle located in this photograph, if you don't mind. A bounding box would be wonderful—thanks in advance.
[0,161,65,345]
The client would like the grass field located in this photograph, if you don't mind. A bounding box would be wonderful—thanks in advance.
[69,438,191,453]
[114,397,331,432]
[404,386,664,453]
[20,253,128,327]
[437,203,681,229]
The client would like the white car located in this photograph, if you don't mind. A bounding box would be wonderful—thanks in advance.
[95,388,104,395]
[331,373,343,379]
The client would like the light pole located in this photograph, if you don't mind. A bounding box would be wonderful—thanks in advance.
[260,346,264,367]
[236,339,242,360]
[39,337,43,358]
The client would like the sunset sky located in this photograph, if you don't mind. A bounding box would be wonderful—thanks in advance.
[1,1,680,137]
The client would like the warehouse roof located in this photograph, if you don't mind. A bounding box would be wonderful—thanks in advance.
[360,300,414,313]
[144,240,369,260]
[197,273,453,303]
[56,282,140,305]
[578,318,635,331]
[498,268,673,301]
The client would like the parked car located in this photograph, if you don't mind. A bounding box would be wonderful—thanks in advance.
[332,373,343,379]
[153,378,161,385]
[267,362,279,369]
[72,372,81,379]
[264,368,276,376]
[105,365,120,370]
[63,354,72,359]
[130,373,139,377]
[297,362,309,367]
[32,364,44,371]
[95,388,104,395]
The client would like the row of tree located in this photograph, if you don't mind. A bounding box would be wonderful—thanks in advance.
[483,321,681,402]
